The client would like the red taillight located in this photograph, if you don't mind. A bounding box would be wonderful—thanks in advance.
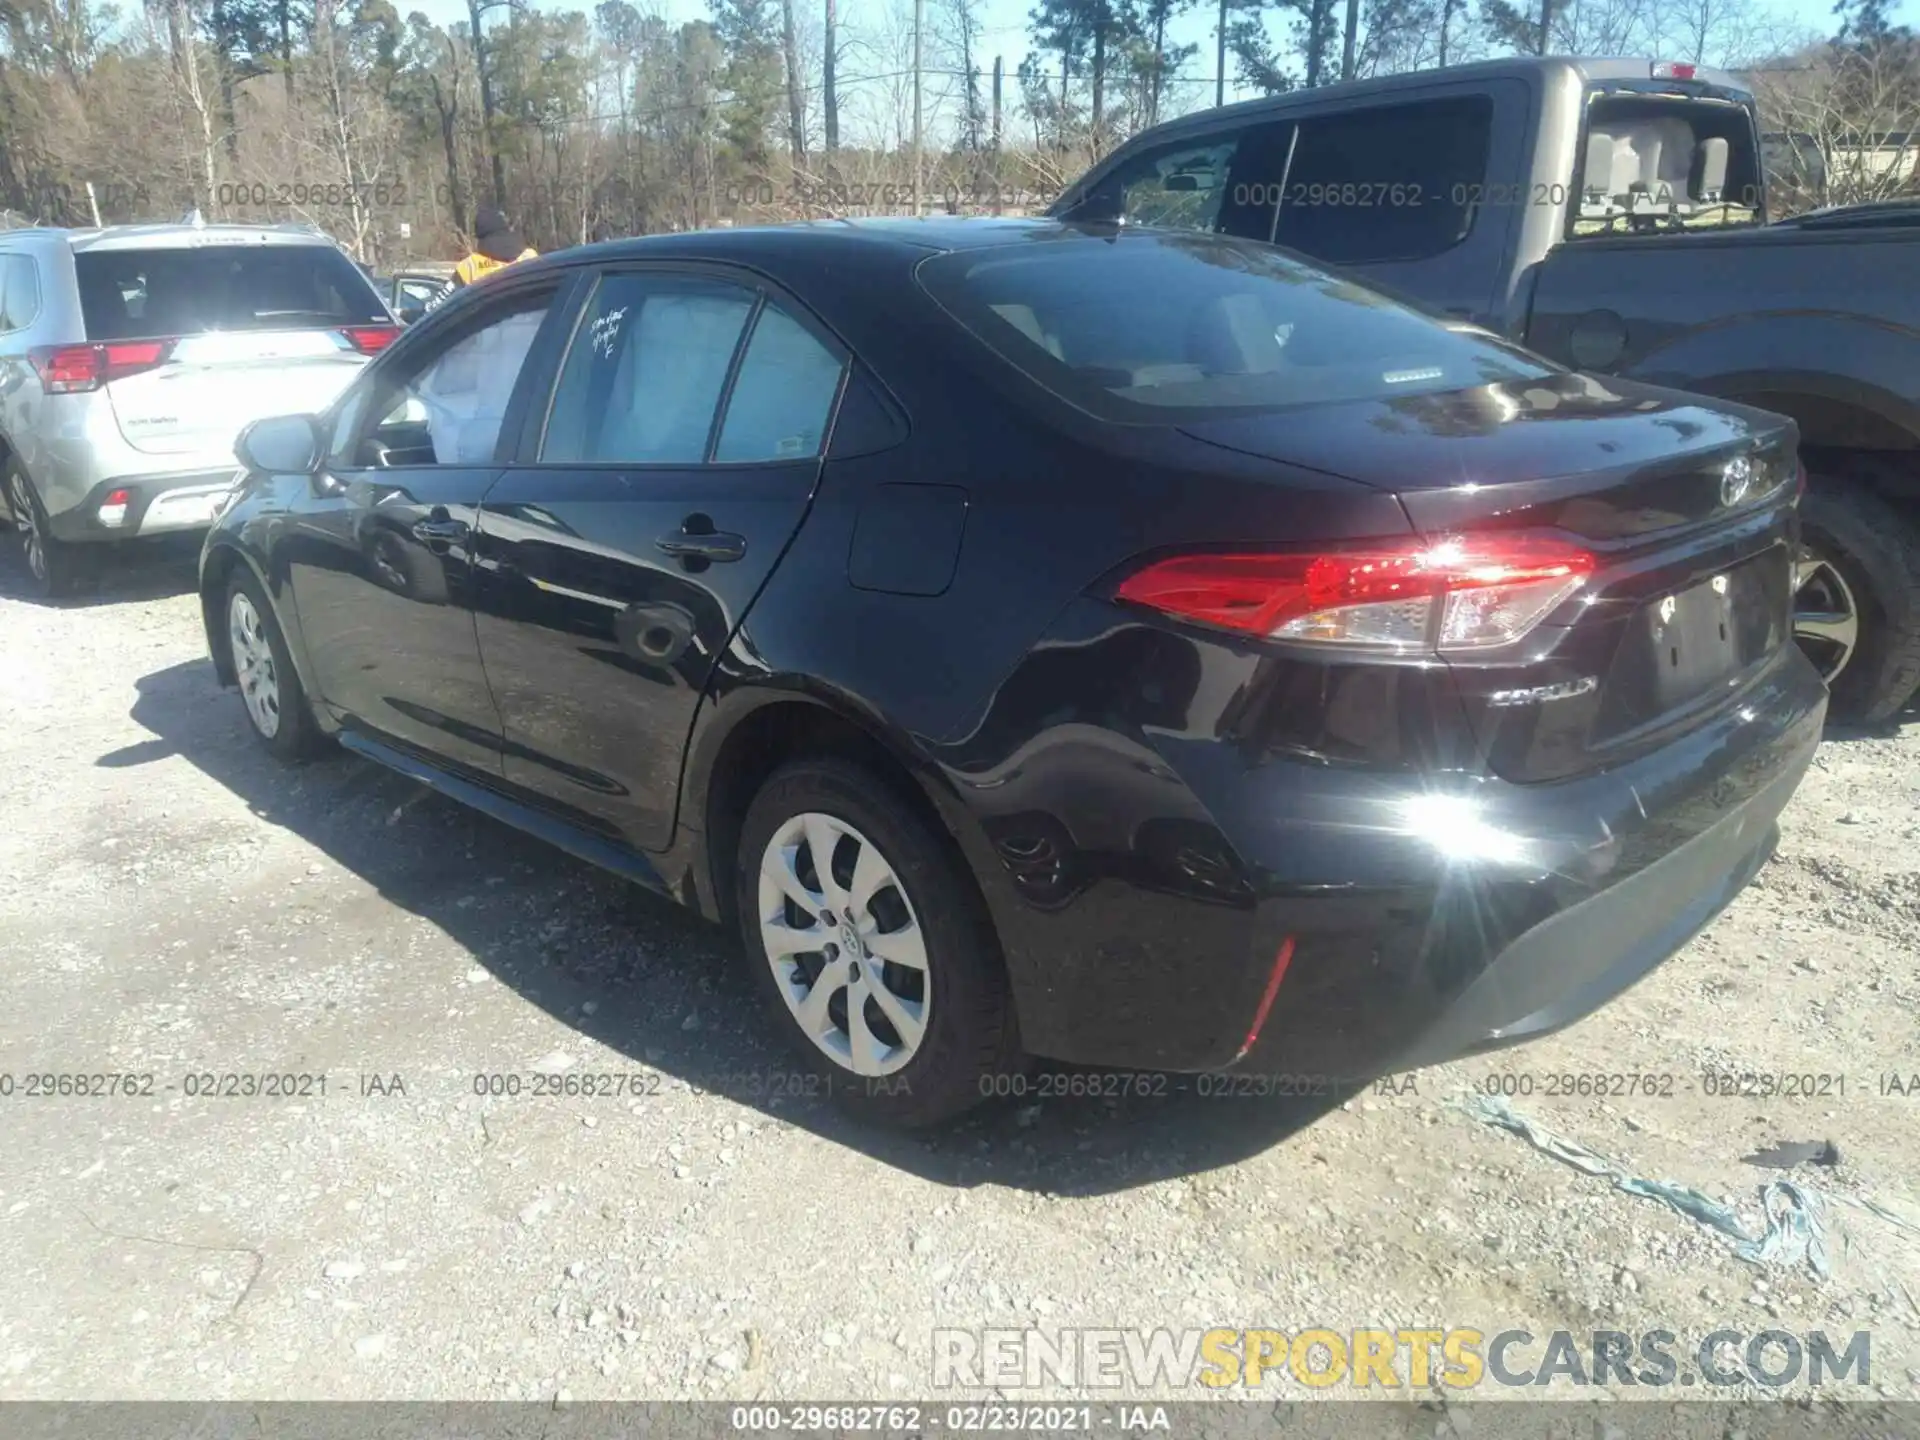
[30,344,101,393]
[1115,534,1596,654]
[342,325,401,354]
[1651,60,1698,79]
[30,340,174,393]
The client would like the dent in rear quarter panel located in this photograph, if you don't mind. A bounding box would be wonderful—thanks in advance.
[858,418,1458,1072]
[925,591,1487,1071]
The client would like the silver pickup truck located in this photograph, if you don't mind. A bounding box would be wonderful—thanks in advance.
[1053,56,1920,724]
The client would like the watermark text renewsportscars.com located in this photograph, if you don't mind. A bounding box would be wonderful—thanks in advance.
[931,1327,1872,1391]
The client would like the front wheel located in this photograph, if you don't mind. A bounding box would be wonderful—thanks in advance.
[226,571,327,762]
[1796,480,1920,725]
[735,758,1021,1128]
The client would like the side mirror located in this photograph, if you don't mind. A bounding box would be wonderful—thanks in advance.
[236,413,322,477]
[397,299,427,325]
[1163,173,1201,192]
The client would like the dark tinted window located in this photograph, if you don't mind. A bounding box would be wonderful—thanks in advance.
[714,305,845,462]
[542,273,755,465]
[1271,97,1493,263]
[74,243,386,340]
[916,231,1549,423]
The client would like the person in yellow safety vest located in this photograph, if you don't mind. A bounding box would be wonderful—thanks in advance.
[450,205,538,290]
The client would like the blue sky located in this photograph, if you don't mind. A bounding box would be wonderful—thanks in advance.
[401,0,1895,135]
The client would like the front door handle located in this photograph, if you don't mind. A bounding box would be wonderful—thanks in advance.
[657,517,746,564]
[412,516,471,544]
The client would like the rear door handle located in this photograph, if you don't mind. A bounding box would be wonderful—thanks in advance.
[657,524,747,563]
[412,516,471,543]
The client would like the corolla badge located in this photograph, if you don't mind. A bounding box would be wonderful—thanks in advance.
[1719,454,1756,509]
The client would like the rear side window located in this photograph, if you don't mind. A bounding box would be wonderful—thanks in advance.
[74,244,386,341]
[1085,97,1491,264]
[0,254,41,332]
[917,231,1550,423]
[542,273,757,465]
[1273,96,1493,264]
[714,306,845,462]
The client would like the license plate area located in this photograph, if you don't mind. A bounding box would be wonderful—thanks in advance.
[1594,552,1789,737]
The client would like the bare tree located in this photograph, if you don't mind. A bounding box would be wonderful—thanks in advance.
[146,0,222,213]
[779,0,805,160]
[1754,41,1920,212]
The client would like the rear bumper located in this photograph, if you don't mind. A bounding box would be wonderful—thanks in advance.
[986,642,1825,1078]
[1384,750,1791,1072]
[45,470,244,542]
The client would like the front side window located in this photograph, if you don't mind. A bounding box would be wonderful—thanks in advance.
[1094,122,1295,243]
[1117,139,1240,231]
[917,230,1551,424]
[1273,96,1494,264]
[348,288,554,467]
[542,273,756,465]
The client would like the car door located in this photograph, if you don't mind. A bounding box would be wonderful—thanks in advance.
[471,265,848,852]
[286,276,574,777]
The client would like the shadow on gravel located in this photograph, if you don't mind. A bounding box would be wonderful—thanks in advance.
[0,534,200,607]
[1822,693,1920,745]
[106,658,1334,1195]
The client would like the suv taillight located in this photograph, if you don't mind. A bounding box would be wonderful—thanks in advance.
[29,340,175,394]
[1115,535,1596,655]
[341,324,401,354]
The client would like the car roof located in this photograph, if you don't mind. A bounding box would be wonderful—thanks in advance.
[518,216,1146,279]
[0,222,348,255]
[1097,55,1751,146]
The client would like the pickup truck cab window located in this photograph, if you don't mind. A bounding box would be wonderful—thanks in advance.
[1095,96,1493,265]
[1275,95,1494,263]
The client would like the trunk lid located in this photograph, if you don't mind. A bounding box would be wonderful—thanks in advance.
[74,240,391,457]
[1181,372,1802,782]
[102,331,370,456]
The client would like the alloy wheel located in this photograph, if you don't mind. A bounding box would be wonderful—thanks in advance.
[9,473,45,584]
[228,590,283,739]
[757,811,930,1077]
[1792,546,1860,685]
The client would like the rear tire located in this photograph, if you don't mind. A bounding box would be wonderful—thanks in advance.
[1797,478,1920,725]
[735,757,1021,1128]
[225,570,327,762]
[4,459,81,600]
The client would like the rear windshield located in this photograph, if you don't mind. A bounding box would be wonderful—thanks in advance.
[1571,91,1763,237]
[75,244,387,341]
[915,231,1552,423]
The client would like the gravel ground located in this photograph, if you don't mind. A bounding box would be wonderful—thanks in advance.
[1,553,1918,1408]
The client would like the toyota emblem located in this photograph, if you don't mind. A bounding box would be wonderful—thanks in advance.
[1719,454,1756,509]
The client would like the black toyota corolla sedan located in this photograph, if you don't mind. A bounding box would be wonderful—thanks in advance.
[199,218,1825,1126]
